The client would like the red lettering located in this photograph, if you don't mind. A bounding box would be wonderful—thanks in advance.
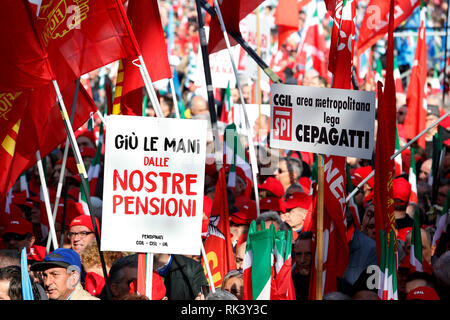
[136,196,148,215]
[144,171,157,192]
[172,173,184,194]
[179,199,195,217]
[124,196,134,214]
[149,197,159,215]
[112,195,123,213]
[185,174,198,195]
[144,157,149,165]
[159,172,171,194]
[129,170,144,192]
[113,169,127,191]
[165,198,178,216]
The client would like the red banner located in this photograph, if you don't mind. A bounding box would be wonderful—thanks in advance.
[356,0,419,56]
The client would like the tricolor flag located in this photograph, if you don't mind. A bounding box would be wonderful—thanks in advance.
[409,147,418,203]
[394,127,403,177]
[381,230,398,300]
[243,220,274,300]
[410,208,423,272]
[220,83,233,124]
[271,228,295,299]
[223,123,252,188]
[394,57,404,94]
[375,59,384,86]
[429,66,441,95]
[296,4,329,83]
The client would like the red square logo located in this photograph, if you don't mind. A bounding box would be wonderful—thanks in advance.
[273,106,292,141]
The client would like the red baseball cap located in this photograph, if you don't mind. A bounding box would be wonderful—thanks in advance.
[230,201,257,225]
[80,146,97,158]
[11,191,33,208]
[69,214,100,234]
[393,177,411,205]
[352,166,374,188]
[258,177,284,198]
[40,199,84,228]
[75,129,97,146]
[27,245,47,262]
[1,217,33,236]
[285,192,312,211]
[406,286,440,300]
[260,196,286,213]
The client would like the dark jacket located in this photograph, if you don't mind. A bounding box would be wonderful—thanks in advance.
[164,255,209,300]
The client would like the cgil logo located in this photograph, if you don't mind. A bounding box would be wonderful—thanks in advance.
[273,106,292,141]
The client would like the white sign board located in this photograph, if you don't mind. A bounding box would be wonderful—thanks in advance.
[270,84,376,159]
[192,27,240,89]
[101,115,207,254]
[239,13,271,83]
[233,103,271,137]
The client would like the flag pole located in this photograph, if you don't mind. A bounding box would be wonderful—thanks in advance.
[36,150,59,252]
[213,0,261,217]
[145,252,153,299]
[134,56,165,118]
[194,0,223,172]
[51,79,112,300]
[316,154,324,300]
[345,110,450,202]
[169,78,181,119]
[201,242,216,294]
[46,78,80,253]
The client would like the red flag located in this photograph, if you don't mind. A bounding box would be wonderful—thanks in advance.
[0,82,97,200]
[203,168,236,288]
[0,0,53,91]
[33,0,139,88]
[274,0,299,50]
[208,0,265,54]
[356,0,419,56]
[373,0,397,262]
[328,0,356,89]
[404,6,428,150]
[118,0,171,115]
[309,156,349,298]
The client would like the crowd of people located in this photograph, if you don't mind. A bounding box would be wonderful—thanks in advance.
[1,0,450,301]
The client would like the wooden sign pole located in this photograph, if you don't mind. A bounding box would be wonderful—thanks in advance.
[316,154,324,300]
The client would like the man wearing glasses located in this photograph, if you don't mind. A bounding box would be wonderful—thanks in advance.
[68,215,99,254]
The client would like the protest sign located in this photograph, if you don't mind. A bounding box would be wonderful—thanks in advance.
[270,84,376,159]
[101,115,207,254]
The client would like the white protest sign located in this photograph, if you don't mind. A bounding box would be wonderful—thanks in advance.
[192,27,240,89]
[239,13,271,83]
[101,115,207,254]
[270,84,376,159]
[233,103,270,137]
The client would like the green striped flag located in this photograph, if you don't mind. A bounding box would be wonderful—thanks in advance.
[410,207,423,272]
[223,123,252,187]
[381,230,398,300]
[394,127,402,176]
[243,220,274,300]
[375,59,384,85]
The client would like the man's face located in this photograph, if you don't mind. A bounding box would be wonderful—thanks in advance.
[274,160,291,190]
[397,105,407,124]
[43,267,77,300]
[362,205,376,240]
[281,207,307,231]
[111,266,137,300]
[419,160,432,182]
[0,280,11,300]
[294,239,312,276]
[69,225,95,254]
[2,233,34,251]
[222,276,243,300]
[235,242,246,271]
